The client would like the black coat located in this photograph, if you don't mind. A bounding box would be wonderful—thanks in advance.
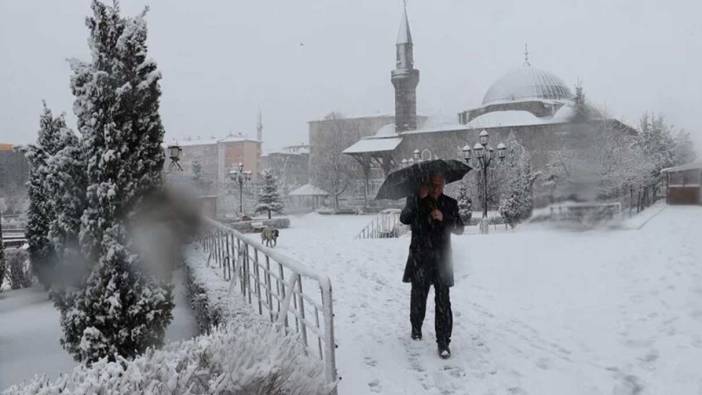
[400,194,464,287]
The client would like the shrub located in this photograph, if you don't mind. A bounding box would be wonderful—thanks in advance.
[5,323,332,395]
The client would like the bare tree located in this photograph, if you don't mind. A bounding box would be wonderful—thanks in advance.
[311,112,363,210]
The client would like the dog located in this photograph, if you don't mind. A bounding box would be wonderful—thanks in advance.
[261,227,279,247]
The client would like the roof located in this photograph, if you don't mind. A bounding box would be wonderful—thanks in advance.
[397,4,412,44]
[218,133,261,143]
[483,66,574,105]
[467,105,575,129]
[308,114,394,125]
[289,184,330,196]
[661,162,702,173]
[342,136,403,154]
[170,133,261,147]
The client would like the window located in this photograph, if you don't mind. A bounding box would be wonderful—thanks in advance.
[421,149,432,161]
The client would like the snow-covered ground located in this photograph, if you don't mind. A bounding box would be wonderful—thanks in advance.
[0,268,198,390]
[273,206,702,394]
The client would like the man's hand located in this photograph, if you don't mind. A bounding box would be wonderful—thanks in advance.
[431,209,443,222]
[418,184,430,199]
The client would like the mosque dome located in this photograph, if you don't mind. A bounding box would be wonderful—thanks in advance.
[482,66,574,105]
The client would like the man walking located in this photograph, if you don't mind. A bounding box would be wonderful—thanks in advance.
[400,174,464,359]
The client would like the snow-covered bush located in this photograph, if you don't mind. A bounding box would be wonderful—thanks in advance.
[4,323,332,395]
[255,170,285,219]
[6,248,32,290]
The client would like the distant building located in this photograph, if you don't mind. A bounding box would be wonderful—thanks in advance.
[340,5,635,207]
[174,132,262,186]
[662,162,702,205]
[261,144,310,194]
[0,143,29,197]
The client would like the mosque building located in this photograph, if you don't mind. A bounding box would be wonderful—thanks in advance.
[334,4,635,207]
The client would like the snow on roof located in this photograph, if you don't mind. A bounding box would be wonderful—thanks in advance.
[289,184,330,196]
[178,137,220,147]
[661,162,702,173]
[218,133,261,143]
[168,133,261,147]
[467,106,574,129]
[398,106,575,137]
[308,113,394,123]
[342,136,403,154]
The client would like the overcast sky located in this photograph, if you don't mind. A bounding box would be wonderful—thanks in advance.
[1,0,701,153]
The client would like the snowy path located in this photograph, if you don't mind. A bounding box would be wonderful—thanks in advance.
[276,207,702,394]
[0,267,199,390]
[0,286,75,389]
[165,268,200,342]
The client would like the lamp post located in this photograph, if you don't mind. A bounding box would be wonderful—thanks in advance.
[461,130,506,234]
[229,162,252,217]
[167,144,183,171]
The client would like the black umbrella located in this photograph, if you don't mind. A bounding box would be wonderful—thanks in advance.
[375,159,472,200]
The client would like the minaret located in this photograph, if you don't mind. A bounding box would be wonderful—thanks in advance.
[391,2,419,132]
[256,109,263,142]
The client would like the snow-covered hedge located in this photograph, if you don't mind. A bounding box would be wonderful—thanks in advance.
[4,323,331,395]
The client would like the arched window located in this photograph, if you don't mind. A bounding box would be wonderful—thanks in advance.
[421,149,432,161]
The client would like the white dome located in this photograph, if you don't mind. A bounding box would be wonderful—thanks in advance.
[482,67,573,105]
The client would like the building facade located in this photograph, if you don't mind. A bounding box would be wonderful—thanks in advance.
[261,144,310,194]
[0,144,28,197]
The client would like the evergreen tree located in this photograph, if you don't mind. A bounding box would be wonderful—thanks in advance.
[24,104,67,287]
[45,128,87,289]
[456,183,472,223]
[255,170,284,219]
[58,0,173,363]
[0,212,5,290]
[498,135,538,227]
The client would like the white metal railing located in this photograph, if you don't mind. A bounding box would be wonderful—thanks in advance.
[355,209,409,239]
[200,218,338,392]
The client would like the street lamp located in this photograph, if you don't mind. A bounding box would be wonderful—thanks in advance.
[413,149,421,161]
[229,162,252,217]
[461,130,506,234]
[167,144,183,171]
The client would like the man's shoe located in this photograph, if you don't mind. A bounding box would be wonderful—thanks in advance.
[438,345,451,359]
[411,329,422,340]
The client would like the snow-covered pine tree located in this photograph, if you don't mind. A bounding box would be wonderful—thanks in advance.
[255,169,284,219]
[498,135,538,228]
[24,104,68,287]
[59,0,174,363]
[0,212,5,290]
[45,127,87,290]
[456,183,472,223]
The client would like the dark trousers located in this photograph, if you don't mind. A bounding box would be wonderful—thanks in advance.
[410,280,453,346]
